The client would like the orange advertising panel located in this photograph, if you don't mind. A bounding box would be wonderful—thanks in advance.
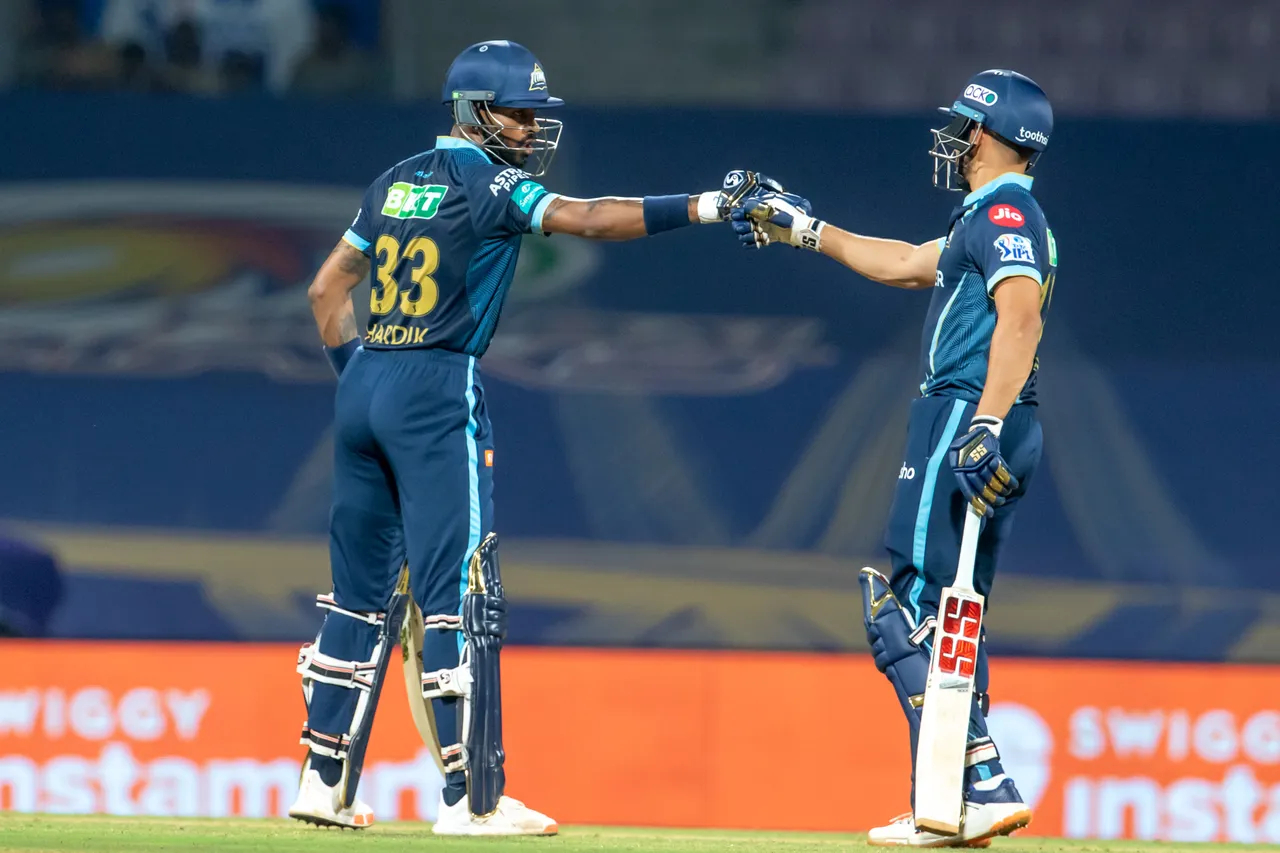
[1,642,1278,842]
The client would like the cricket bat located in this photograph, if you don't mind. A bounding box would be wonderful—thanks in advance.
[914,505,985,835]
[397,570,448,775]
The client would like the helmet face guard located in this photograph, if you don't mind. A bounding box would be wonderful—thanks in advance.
[929,106,982,192]
[452,92,562,178]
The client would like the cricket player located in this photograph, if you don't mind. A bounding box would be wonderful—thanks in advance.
[731,70,1056,846]
[287,40,760,835]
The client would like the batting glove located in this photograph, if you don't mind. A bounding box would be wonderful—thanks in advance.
[695,170,786,223]
[948,415,1019,519]
[731,192,825,251]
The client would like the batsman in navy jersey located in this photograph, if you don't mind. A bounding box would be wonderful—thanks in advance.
[731,70,1056,846]
[289,40,769,835]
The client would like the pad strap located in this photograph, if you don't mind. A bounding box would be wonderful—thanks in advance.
[965,735,1000,767]
[301,726,351,760]
[316,593,385,627]
[441,742,467,773]
[423,665,472,699]
[425,613,462,631]
[297,643,377,691]
[909,616,936,647]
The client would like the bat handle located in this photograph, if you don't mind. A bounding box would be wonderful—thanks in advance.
[953,508,983,590]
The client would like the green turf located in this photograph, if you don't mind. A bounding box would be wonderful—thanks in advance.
[0,816,1270,853]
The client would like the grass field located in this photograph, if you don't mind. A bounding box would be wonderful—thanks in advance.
[0,817,1272,853]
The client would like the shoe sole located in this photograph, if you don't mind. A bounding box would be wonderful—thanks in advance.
[866,835,989,848]
[964,808,1032,844]
[289,811,372,830]
[866,811,1025,848]
[433,827,559,836]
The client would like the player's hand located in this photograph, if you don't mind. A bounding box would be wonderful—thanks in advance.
[948,416,1018,518]
[696,170,785,223]
[731,192,824,251]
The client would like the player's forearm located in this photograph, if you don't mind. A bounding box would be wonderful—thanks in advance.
[311,295,361,347]
[554,197,647,240]
[541,194,709,241]
[819,227,935,289]
[976,312,1041,419]
[309,240,370,347]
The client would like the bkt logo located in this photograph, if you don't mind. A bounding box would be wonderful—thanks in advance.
[899,464,916,480]
[1016,126,1049,146]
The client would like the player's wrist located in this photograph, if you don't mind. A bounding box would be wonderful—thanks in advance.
[790,216,826,252]
[324,338,361,378]
[970,414,1003,437]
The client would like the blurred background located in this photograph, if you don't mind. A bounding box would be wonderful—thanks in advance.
[0,0,1278,835]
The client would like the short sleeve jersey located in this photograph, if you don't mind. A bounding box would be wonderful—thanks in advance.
[342,136,561,357]
[919,173,1058,404]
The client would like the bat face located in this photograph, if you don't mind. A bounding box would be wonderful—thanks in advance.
[936,595,982,679]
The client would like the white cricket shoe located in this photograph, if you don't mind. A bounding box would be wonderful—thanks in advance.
[432,792,558,836]
[867,812,993,848]
[867,777,1031,847]
[288,767,375,829]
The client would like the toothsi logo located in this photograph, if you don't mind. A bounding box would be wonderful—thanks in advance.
[963,84,999,106]
[1016,126,1049,146]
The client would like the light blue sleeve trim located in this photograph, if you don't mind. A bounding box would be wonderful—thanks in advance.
[342,229,371,253]
[935,237,946,251]
[530,192,561,235]
[986,264,1042,294]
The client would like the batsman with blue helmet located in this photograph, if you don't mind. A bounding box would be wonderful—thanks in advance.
[731,70,1058,847]
[287,40,769,835]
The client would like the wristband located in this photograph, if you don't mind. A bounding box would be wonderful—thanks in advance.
[324,338,361,377]
[642,194,692,235]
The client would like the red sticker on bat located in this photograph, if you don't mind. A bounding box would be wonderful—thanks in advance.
[988,204,1025,226]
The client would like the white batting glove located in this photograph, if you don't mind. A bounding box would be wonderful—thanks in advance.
[732,192,825,251]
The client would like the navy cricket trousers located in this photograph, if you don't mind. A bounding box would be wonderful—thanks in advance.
[306,346,492,774]
[884,395,1043,638]
[329,346,494,633]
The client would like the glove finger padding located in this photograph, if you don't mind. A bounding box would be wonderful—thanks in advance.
[753,173,786,195]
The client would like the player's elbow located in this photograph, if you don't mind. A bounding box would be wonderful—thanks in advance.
[307,279,329,306]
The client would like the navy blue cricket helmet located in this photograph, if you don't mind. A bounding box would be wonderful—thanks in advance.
[443,40,564,177]
[930,69,1053,191]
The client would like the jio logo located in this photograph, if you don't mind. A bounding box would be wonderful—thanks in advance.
[988,204,1025,226]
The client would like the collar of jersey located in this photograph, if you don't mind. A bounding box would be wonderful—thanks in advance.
[964,172,1033,207]
[437,135,490,157]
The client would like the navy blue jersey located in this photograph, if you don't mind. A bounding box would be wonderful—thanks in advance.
[919,173,1057,404]
[342,136,560,357]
